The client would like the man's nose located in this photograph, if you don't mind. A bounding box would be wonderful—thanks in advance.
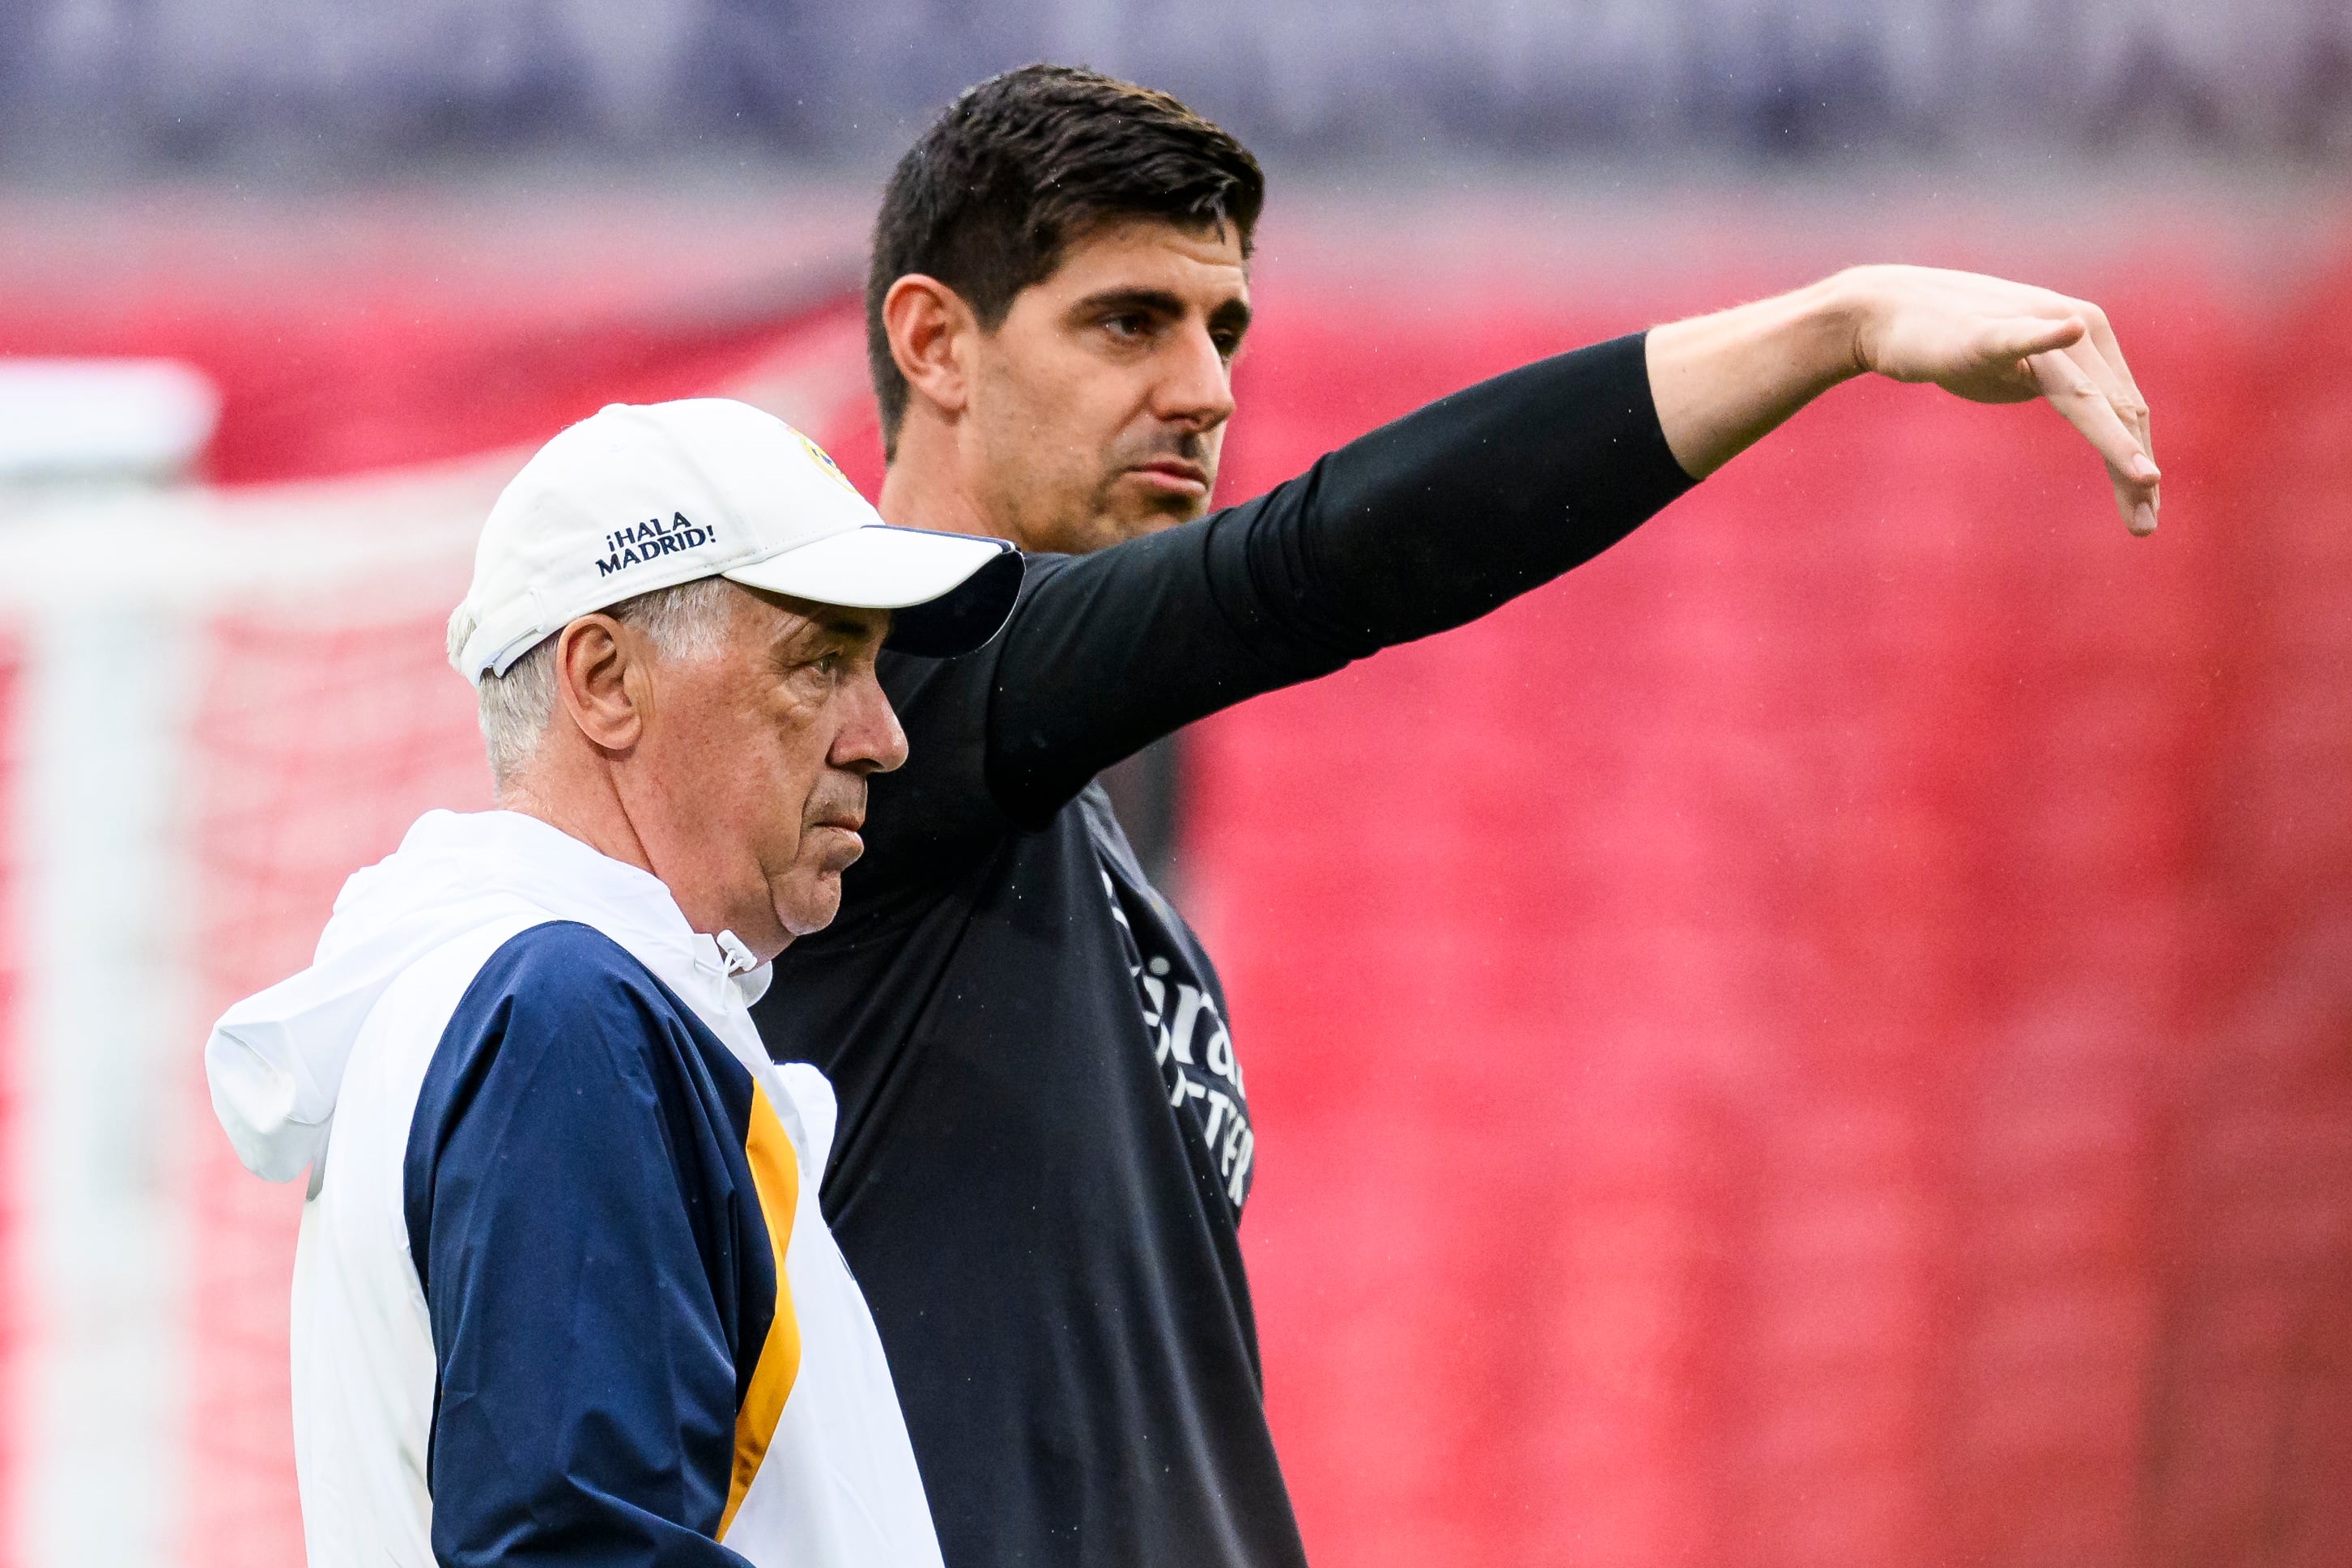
[1153,319,1236,431]
[836,666,910,776]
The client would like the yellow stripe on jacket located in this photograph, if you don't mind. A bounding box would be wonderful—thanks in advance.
[720,1085,803,1538]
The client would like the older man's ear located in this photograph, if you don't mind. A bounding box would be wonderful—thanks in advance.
[552,614,650,754]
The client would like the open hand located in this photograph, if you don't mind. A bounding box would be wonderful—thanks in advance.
[1846,265,2158,536]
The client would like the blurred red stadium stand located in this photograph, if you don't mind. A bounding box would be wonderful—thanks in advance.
[1189,229,2352,1568]
[0,193,865,482]
[2,193,2347,1568]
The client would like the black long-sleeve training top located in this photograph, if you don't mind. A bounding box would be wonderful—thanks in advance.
[752,332,1695,1568]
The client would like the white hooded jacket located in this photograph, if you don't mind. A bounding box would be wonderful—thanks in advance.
[206,808,943,1568]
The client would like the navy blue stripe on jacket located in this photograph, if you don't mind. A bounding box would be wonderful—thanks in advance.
[402,920,775,1566]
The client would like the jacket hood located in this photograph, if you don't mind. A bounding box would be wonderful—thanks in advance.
[205,809,774,1186]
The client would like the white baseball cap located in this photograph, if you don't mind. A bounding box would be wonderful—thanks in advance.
[449,397,1023,682]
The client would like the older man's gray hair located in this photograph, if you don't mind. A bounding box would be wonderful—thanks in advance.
[459,577,737,788]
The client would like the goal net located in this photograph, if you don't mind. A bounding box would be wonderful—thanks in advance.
[0,317,873,1567]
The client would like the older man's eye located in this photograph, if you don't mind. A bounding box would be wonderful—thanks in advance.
[785,652,840,686]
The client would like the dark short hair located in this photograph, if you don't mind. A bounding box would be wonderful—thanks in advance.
[866,64,1265,456]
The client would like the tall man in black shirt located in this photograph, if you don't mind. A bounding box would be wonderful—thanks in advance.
[754,65,2160,1568]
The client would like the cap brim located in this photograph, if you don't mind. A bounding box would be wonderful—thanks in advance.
[723,525,1024,658]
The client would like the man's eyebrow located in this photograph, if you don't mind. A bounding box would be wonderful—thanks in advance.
[776,612,883,652]
[815,614,882,642]
[1070,287,1252,340]
[1070,287,1186,319]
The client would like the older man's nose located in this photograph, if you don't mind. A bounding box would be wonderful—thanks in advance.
[838,672,910,775]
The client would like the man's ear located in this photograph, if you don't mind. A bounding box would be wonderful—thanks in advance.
[551,614,649,754]
[883,274,976,420]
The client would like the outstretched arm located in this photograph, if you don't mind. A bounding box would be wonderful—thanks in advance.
[1649,265,2159,534]
[967,269,2161,827]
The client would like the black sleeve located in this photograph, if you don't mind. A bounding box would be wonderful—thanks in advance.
[977,330,1694,826]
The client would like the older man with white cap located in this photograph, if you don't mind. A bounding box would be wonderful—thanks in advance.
[205,398,1021,1568]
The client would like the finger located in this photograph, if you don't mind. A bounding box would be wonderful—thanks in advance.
[2029,348,2157,481]
[1943,316,2085,403]
[2103,457,2158,534]
[2058,338,2159,521]
[2028,349,2161,533]
[2111,463,2159,536]
[2069,303,2153,462]
[2073,305,2157,527]
[1979,313,2086,368]
[2059,339,2136,440]
[2066,316,2158,528]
